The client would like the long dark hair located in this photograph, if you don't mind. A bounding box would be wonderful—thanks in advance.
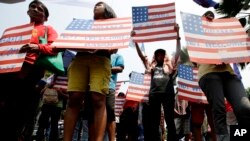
[94,1,117,19]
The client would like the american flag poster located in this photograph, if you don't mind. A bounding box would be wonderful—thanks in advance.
[132,3,177,42]
[126,71,151,102]
[181,12,250,64]
[0,23,33,73]
[53,76,68,91]
[177,65,208,104]
[53,17,132,49]
[115,81,128,117]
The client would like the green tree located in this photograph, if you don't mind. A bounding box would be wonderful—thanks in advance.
[245,87,250,97]
[216,0,250,17]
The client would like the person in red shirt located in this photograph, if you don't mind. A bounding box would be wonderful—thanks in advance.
[0,0,58,140]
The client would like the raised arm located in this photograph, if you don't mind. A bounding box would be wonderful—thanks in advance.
[131,31,150,70]
[173,24,181,66]
[135,42,151,71]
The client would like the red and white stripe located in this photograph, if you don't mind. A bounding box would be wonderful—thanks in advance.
[126,73,151,102]
[0,23,33,73]
[114,81,128,117]
[132,3,177,42]
[53,76,68,91]
[53,17,132,49]
[115,95,126,117]
[177,67,208,104]
[182,12,250,64]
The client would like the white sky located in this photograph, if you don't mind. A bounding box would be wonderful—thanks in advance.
[0,0,250,88]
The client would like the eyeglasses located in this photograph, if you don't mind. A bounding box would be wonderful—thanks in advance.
[29,3,44,13]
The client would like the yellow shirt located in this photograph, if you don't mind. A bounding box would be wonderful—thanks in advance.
[198,64,235,80]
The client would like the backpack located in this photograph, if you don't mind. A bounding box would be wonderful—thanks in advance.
[42,87,59,104]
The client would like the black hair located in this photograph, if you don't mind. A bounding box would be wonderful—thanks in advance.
[118,92,125,97]
[239,17,247,27]
[202,11,214,18]
[94,1,117,19]
[154,49,166,56]
[29,0,49,19]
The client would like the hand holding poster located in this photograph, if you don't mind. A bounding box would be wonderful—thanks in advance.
[0,23,33,73]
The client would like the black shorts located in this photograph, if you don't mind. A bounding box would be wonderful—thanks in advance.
[106,89,116,122]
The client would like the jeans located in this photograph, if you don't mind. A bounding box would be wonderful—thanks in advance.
[199,72,250,138]
[36,104,62,141]
[72,118,88,141]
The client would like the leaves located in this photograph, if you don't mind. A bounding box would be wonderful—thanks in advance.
[216,0,250,17]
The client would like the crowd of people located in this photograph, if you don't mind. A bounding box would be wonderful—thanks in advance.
[1,0,250,141]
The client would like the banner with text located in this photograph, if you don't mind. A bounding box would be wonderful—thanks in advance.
[132,3,177,42]
[0,23,33,73]
[181,12,250,64]
[53,17,132,49]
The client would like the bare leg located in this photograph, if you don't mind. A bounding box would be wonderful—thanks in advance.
[89,92,107,141]
[107,121,116,141]
[63,92,84,141]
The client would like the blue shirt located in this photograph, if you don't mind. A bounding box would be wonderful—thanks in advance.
[109,54,124,90]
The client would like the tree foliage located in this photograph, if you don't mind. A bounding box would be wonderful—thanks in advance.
[245,87,250,97]
[216,0,250,17]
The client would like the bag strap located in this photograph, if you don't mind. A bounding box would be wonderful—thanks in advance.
[44,26,48,43]
[39,26,48,45]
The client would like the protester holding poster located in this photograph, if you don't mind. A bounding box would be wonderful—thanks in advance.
[197,11,250,141]
[132,23,181,141]
[0,0,58,141]
[63,2,117,141]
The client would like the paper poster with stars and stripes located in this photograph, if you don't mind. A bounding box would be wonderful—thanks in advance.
[132,3,177,42]
[53,76,68,91]
[126,71,151,102]
[0,23,33,73]
[181,12,250,64]
[114,81,129,117]
[177,65,208,104]
[53,17,132,49]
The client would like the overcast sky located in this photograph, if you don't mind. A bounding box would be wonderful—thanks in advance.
[1,0,250,88]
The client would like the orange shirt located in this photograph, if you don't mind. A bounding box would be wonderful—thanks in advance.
[25,24,58,64]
